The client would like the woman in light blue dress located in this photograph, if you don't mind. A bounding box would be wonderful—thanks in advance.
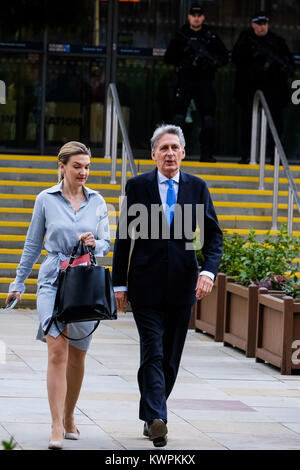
[5,141,111,449]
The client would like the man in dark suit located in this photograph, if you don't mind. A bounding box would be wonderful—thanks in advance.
[112,124,223,447]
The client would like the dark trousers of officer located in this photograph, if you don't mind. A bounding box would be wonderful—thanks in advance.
[239,90,284,163]
[132,303,193,423]
[173,79,216,160]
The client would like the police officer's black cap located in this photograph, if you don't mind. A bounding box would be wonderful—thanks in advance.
[252,11,270,23]
[189,3,204,15]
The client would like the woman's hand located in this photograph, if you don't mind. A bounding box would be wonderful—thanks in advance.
[5,291,21,306]
[78,232,96,248]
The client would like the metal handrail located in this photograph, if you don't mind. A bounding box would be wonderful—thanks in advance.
[250,90,300,233]
[104,83,137,195]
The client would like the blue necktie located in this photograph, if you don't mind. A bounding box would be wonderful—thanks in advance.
[166,179,176,226]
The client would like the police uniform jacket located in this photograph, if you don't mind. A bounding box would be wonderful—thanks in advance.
[164,23,228,82]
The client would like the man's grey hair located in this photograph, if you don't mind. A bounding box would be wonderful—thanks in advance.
[151,124,186,151]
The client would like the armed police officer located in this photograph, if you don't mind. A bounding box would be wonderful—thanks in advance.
[232,11,295,164]
[164,3,228,162]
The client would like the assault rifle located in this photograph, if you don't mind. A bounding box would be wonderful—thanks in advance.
[179,31,224,69]
[248,34,294,75]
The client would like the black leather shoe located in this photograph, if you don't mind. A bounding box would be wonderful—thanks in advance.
[148,419,168,447]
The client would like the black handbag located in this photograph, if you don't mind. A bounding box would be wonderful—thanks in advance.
[44,241,117,341]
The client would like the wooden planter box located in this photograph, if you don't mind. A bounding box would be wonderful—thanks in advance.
[223,282,259,357]
[255,288,300,375]
[194,273,226,341]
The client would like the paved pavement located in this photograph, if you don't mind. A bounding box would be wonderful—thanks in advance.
[1,309,300,451]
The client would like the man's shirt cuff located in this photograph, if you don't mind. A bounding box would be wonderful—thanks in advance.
[113,286,128,292]
[199,271,215,282]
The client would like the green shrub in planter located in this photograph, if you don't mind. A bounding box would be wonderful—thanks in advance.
[280,276,300,299]
[218,225,300,288]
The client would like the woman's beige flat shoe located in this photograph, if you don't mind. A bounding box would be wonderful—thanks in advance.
[64,428,80,440]
[48,440,63,450]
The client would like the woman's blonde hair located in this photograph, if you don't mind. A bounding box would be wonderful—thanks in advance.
[57,141,91,182]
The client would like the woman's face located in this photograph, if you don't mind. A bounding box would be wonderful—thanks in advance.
[60,153,90,187]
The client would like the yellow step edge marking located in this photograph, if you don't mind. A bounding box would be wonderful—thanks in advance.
[0,167,133,177]
[218,215,300,223]
[0,248,113,257]
[0,207,119,216]
[136,159,300,170]
[0,293,37,300]
[223,228,300,236]
[0,221,117,230]
[0,235,116,242]
[0,249,47,255]
[0,156,123,164]
[0,262,40,269]
[210,188,300,196]
[0,194,120,203]
[0,208,33,213]
[0,168,58,175]
[0,221,29,227]
[0,263,112,271]
[0,155,57,161]
[196,174,300,184]
[0,277,37,284]
[0,155,120,164]
[0,235,27,241]
[214,201,297,209]
[0,181,121,190]
[0,194,36,200]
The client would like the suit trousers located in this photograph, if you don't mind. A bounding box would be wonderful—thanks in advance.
[132,302,193,423]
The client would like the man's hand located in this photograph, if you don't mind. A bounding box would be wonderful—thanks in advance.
[195,274,214,300]
[115,291,128,313]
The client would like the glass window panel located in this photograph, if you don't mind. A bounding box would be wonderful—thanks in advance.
[45,56,106,149]
[0,0,108,46]
[118,0,180,48]
[0,52,41,150]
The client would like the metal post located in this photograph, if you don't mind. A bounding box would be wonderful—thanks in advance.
[287,187,294,235]
[258,109,267,190]
[271,147,280,231]
[110,106,118,184]
[121,141,127,196]
[104,87,112,158]
[250,97,260,164]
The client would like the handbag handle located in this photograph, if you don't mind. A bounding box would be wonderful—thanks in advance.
[69,241,96,266]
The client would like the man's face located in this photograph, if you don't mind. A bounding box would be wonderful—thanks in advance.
[188,13,205,31]
[252,21,269,36]
[152,133,185,178]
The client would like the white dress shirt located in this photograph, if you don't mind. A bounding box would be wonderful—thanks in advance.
[114,170,214,292]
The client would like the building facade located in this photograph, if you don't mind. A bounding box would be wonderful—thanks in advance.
[0,0,299,160]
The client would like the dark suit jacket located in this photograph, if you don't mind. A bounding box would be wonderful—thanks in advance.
[112,168,223,308]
